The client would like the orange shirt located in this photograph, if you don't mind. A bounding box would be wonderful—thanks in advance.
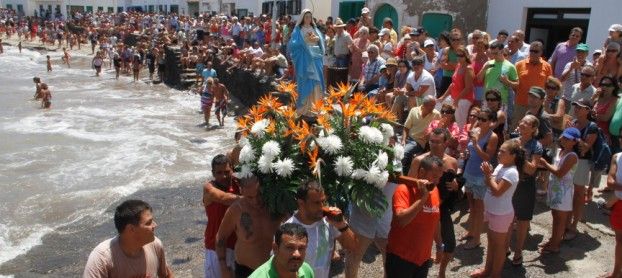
[387,184,440,265]
[515,58,552,105]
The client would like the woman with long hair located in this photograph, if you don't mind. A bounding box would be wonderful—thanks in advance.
[439,46,474,128]
[508,114,543,266]
[425,104,464,158]
[470,140,524,278]
[289,9,325,116]
[565,100,599,240]
[387,60,412,122]
[542,77,567,139]
[594,76,620,144]
[595,42,621,84]
[485,89,507,147]
[461,108,499,249]
[538,127,580,254]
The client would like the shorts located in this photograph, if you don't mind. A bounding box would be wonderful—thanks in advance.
[440,206,456,253]
[610,200,622,230]
[573,159,592,186]
[215,100,227,115]
[204,248,234,278]
[201,96,214,111]
[234,261,255,278]
[512,176,536,221]
[485,211,514,233]
[474,86,484,102]
[463,171,487,200]
[349,203,392,239]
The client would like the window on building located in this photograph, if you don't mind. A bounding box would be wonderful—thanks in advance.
[6,4,12,10]
[117,6,123,13]
[148,5,154,12]
[107,7,113,13]
[98,6,103,11]
[18,4,24,13]
[170,5,179,14]
[86,6,93,13]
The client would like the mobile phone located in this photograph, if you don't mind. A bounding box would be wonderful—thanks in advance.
[322,207,343,222]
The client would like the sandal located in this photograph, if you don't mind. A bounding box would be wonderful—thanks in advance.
[511,255,523,266]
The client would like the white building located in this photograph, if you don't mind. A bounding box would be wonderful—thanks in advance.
[487,0,618,57]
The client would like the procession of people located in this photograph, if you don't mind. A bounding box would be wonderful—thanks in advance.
[3,5,622,278]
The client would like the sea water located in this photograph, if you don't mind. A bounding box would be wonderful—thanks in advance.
[0,45,235,266]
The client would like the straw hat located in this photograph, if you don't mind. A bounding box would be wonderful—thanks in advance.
[334,18,346,28]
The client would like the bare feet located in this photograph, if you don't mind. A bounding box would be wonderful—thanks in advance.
[470,268,489,278]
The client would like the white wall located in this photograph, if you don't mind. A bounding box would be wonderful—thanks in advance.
[487,0,619,53]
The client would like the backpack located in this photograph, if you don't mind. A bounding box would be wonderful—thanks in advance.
[578,121,612,172]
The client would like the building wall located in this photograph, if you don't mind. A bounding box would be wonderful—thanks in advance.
[487,0,617,51]
[363,0,487,36]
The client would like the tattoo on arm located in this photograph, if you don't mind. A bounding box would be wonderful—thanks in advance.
[240,212,253,239]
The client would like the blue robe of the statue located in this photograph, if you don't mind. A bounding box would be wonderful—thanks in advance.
[288,25,325,108]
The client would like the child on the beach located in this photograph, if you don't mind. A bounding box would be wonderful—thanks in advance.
[62,48,71,68]
[18,41,22,53]
[601,130,622,211]
[46,55,52,72]
[40,83,51,109]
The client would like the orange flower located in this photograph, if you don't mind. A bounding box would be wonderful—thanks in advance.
[258,94,283,111]
[280,106,297,121]
[236,116,251,136]
[349,92,366,107]
[249,105,268,122]
[311,99,326,114]
[317,114,332,131]
[307,147,319,170]
[276,81,298,103]
[266,120,276,135]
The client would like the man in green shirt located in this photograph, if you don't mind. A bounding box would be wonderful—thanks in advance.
[249,223,315,278]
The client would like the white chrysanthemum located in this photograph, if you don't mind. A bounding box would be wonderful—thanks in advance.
[238,137,249,147]
[317,135,343,155]
[393,144,404,160]
[334,156,354,177]
[261,140,281,158]
[250,119,270,136]
[376,151,389,170]
[238,144,256,164]
[380,123,394,145]
[351,169,367,179]
[272,158,295,177]
[258,155,273,174]
[364,165,389,189]
[235,164,254,179]
[358,126,384,144]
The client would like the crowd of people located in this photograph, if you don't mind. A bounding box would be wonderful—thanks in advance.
[4,5,622,278]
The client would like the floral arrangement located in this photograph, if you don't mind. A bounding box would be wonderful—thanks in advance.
[235,82,404,218]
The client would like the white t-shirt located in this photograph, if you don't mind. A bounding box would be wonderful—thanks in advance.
[406,69,436,101]
[249,47,264,58]
[284,214,341,278]
[561,60,592,100]
[484,164,519,215]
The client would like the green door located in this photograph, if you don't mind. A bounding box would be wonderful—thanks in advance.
[339,1,365,22]
[421,13,452,39]
[373,4,398,30]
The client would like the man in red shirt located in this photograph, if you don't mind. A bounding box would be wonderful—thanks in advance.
[202,154,240,277]
[386,156,443,277]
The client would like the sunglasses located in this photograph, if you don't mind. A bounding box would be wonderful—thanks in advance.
[451,38,461,42]
[486,98,500,102]
[441,110,455,115]
[477,117,489,122]
[607,49,618,53]
[545,85,559,90]
[601,83,614,87]
[469,114,478,118]
[580,73,593,77]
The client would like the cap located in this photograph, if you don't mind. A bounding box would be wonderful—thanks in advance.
[362,51,369,58]
[576,43,589,52]
[609,24,622,33]
[594,49,603,54]
[607,41,621,51]
[561,127,581,141]
[572,99,593,109]
[379,64,387,71]
[528,86,545,99]
[386,57,398,66]
[379,28,390,37]
[424,39,435,47]
[410,28,421,36]
[361,7,370,14]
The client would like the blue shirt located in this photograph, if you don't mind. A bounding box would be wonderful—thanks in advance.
[201,68,217,80]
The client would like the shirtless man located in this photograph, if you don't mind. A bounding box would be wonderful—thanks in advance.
[408,127,459,278]
[216,175,282,278]
[18,41,22,53]
[62,47,71,68]
[203,154,241,278]
[33,77,42,100]
[39,83,51,109]
[46,55,52,72]
[92,52,104,77]
[210,78,229,127]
